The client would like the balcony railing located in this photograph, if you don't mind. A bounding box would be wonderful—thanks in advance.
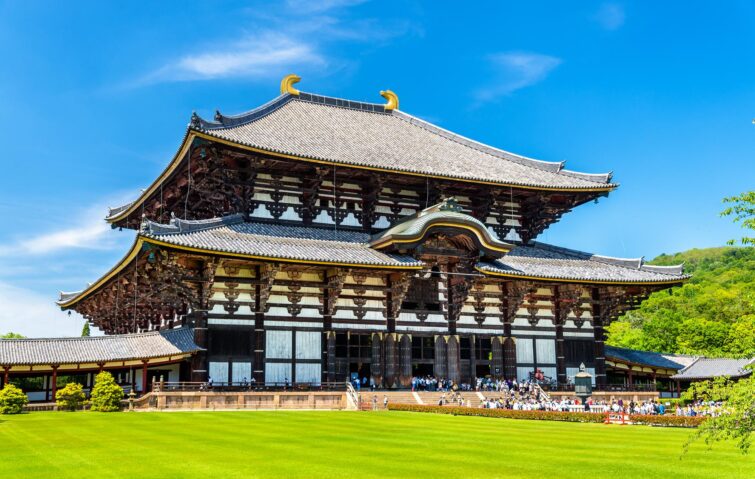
[548,383,657,392]
[152,381,348,393]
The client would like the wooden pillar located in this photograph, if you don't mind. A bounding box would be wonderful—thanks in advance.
[384,333,398,388]
[434,335,447,379]
[446,335,460,384]
[591,288,607,389]
[554,286,567,386]
[503,337,517,379]
[370,333,383,387]
[469,335,477,382]
[191,310,209,382]
[399,334,412,388]
[627,370,634,387]
[51,366,58,401]
[676,380,681,396]
[491,337,504,379]
[253,265,265,384]
[141,360,149,394]
[2,366,8,388]
[326,331,337,383]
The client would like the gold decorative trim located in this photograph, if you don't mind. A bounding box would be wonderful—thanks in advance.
[371,222,512,254]
[280,74,301,96]
[380,90,399,110]
[474,266,687,286]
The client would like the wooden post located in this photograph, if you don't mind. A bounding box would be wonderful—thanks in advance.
[627,370,634,388]
[2,366,8,387]
[141,360,149,394]
[591,288,607,389]
[51,366,58,401]
[554,286,567,386]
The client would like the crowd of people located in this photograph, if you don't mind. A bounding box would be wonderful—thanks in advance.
[411,376,472,392]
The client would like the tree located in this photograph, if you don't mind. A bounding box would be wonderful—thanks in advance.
[1,332,25,339]
[81,322,90,337]
[721,190,755,246]
[683,372,755,455]
[89,371,123,412]
[0,384,28,414]
[55,383,86,411]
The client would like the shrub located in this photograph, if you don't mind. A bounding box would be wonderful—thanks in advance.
[55,383,86,411]
[0,384,28,414]
[89,372,123,412]
[630,414,706,428]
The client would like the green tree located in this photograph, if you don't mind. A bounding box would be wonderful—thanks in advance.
[1,332,25,339]
[0,384,28,414]
[721,190,755,246]
[55,383,86,411]
[89,372,123,412]
[81,322,90,337]
[683,372,755,455]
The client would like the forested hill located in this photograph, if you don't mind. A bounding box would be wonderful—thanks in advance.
[606,246,755,358]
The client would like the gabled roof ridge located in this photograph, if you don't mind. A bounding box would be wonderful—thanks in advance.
[142,213,246,236]
[0,329,168,342]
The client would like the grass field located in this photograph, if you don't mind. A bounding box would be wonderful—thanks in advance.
[0,411,753,478]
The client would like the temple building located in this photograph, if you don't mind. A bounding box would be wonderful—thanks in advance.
[1,75,691,399]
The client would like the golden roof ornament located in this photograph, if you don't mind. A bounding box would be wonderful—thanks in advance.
[280,74,301,96]
[380,90,399,111]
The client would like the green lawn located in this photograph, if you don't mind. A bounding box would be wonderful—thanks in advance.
[0,411,753,478]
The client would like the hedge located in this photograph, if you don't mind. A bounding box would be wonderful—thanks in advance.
[0,384,29,414]
[387,404,706,428]
[387,404,605,423]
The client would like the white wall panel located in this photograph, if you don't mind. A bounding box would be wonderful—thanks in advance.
[266,330,292,359]
[265,363,292,383]
[295,363,321,384]
[209,362,229,383]
[536,339,556,365]
[232,362,252,382]
[295,331,321,360]
[516,338,534,363]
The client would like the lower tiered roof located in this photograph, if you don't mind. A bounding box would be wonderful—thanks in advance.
[0,328,200,366]
[58,210,688,308]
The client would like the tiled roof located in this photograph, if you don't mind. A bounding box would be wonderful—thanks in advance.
[143,214,423,268]
[672,357,754,380]
[0,328,200,366]
[190,92,615,190]
[605,346,686,370]
[478,242,689,283]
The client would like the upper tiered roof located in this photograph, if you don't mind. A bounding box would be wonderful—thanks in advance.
[106,75,616,223]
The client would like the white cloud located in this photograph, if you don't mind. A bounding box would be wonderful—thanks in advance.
[0,282,89,337]
[141,33,326,84]
[0,206,115,257]
[594,3,625,31]
[475,52,562,101]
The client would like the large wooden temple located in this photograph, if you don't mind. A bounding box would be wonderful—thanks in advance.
[2,75,689,396]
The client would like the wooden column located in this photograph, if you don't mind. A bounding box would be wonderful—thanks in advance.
[434,335,447,379]
[141,360,149,394]
[491,337,504,379]
[253,265,265,384]
[191,310,209,382]
[591,288,607,389]
[399,334,412,388]
[627,370,634,387]
[325,331,337,383]
[384,333,398,388]
[51,365,58,401]
[554,286,567,386]
[446,335,461,383]
[371,333,383,387]
[2,366,8,388]
[469,335,477,381]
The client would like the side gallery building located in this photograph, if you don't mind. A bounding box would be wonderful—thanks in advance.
[0,77,689,397]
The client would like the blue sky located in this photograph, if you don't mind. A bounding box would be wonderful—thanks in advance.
[0,1,752,336]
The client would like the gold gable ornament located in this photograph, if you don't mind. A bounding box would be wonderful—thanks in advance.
[280,74,301,96]
[380,90,399,111]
